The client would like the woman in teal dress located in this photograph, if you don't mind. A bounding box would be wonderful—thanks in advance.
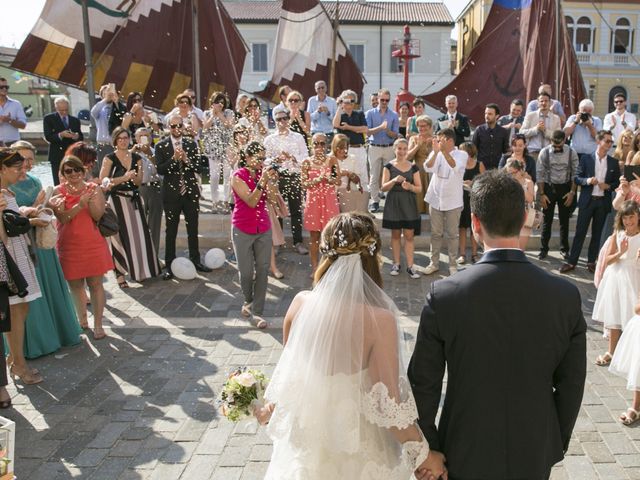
[10,141,81,358]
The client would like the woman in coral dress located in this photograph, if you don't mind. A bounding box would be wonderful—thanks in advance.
[302,133,340,274]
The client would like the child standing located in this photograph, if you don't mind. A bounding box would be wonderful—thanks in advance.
[381,138,422,278]
[593,200,640,366]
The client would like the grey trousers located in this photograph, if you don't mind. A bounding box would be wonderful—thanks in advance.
[139,182,163,255]
[232,227,272,315]
[429,206,462,267]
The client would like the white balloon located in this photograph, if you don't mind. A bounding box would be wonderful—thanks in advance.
[171,257,197,280]
[204,248,226,269]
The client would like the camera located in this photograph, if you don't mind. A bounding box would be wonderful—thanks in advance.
[579,112,590,122]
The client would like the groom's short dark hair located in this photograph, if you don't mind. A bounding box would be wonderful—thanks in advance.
[471,170,524,238]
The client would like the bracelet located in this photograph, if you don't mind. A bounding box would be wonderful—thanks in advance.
[256,183,264,191]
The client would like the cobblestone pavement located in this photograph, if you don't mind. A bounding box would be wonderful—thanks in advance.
[5,246,640,479]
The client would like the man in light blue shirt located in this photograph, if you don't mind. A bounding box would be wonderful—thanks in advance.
[563,99,601,157]
[0,77,26,146]
[365,88,399,212]
[90,84,116,172]
[307,81,337,142]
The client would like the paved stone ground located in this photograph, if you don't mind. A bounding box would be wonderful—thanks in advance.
[4,245,640,479]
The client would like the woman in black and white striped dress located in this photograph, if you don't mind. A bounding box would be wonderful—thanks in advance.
[0,150,44,386]
[99,127,160,288]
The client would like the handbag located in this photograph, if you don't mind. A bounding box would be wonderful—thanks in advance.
[2,210,31,237]
[34,208,57,249]
[524,203,543,229]
[97,204,119,237]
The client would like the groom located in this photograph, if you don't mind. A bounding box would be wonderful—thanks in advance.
[409,170,586,480]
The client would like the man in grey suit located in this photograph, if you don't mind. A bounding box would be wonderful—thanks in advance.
[409,170,586,480]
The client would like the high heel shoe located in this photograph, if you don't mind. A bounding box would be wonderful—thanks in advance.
[10,365,43,385]
[271,269,284,279]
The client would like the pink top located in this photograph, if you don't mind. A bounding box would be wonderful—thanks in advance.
[232,167,271,235]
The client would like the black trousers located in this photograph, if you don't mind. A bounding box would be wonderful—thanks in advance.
[540,182,573,253]
[163,194,200,268]
[568,196,607,265]
[278,171,303,245]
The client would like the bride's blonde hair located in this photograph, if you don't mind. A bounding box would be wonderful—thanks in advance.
[314,212,383,287]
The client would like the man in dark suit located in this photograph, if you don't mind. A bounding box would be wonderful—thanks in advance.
[43,96,83,184]
[559,130,620,274]
[434,94,470,146]
[156,114,212,280]
[409,170,586,480]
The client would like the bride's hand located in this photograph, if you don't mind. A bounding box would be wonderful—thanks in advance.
[252,401,275,425]
[415,450,447,480]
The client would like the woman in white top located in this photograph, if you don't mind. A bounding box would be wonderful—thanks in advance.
[332,134,369,213]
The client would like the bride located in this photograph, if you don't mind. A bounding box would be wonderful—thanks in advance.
[254,212,446,479]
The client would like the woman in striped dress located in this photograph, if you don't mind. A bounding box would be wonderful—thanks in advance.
[99,127,160,288]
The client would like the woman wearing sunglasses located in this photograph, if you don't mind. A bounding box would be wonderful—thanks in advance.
[50,156,113,340]
[8,141,81,359]
[286,91,311,153]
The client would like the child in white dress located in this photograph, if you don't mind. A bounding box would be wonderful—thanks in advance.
[609,298,640,426]
[592,200,640,366]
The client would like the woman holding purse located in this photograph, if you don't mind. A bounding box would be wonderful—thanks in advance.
[9,141,80,359]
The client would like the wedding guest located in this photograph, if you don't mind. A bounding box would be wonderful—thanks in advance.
[43,96,83,185]
[0,77,26,147]
[434,94,470,146]
[406,98,426,137]
[592,201,640,366]
[99,127,160,286]
[604,93,637,142]
[626,131,640,166]
[234,93,250,120]
[155,114,212,279]
[505,159,535,250]
[131,127,163,255]
[423,128,468,275]
[332,90,367,169]
[536,130,579,260]
[168,93,201,139]
[264,110,309,255]
[271,85,292,120]
[332,134,369,212]
[457,142,484,264]
[121,91,150,138]
[50,155,113,340]
[231,142,279,328]
[381,138,422,278]
[0,150,44,383]
[10,141,81,358]
[472,103,509,170]
[307,80,337,144]
[239,97,268,142]
[65,141,99,182]
[498,133,537,181]
[497,98,525,143]
[407,115,433,214]
[609,298,640,426]
[90,85,118,172]
[301,133,340,274]
[202,91,235,212]
[398,102,410,138]
[287,90,311,151]
[520,92,562,160]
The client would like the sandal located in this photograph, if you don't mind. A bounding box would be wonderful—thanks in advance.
[251,315,268,329]
[271,270,284,279]
[595,352,613,366]
[79,317,89,329]
[241,302,252,317]
[471,255,478,264]
[93,327,107,340]
[9,365,43,385]
[117,278,129,289]
[620,408,640,426]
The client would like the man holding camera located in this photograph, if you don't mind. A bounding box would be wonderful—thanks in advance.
[563,99,601,161]
[264,111,309,255]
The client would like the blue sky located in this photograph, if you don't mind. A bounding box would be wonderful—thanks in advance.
[1,0,468,48]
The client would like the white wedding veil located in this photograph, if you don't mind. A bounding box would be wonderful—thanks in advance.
[265,213,428,478]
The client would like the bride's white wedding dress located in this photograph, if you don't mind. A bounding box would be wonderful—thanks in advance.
[264,254,429,479]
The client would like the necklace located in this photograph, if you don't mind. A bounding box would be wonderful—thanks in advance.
[311,156,325,166]
[65,181,86,195]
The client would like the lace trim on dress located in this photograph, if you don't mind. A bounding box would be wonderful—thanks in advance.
[361,380,419,429]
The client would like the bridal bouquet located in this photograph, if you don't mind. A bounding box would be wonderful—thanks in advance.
[218,368,269,422]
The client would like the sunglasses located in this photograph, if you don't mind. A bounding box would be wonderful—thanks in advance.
[117,135,130,140]
[313,142,326,147]
[63,167,84,175]
[179,100,190,105]
[614,100,625,104]
[0,85,8,90]
[170,123,184,129]
[289,98,301,103]
[275,117,289,122]
[317,86,326,89]
[379,98,390,103]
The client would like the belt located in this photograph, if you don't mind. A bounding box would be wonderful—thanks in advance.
[350,144,364,148]
[371,143,393,147]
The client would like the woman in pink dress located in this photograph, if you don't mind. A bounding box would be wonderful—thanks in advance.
[50,156,114,340]
[301,133,340,274]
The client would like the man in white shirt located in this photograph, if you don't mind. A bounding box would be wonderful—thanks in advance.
[264,111,309,255]
[520,92,561,160]
[307,80,337,144]
[0,77,26,146]
[603,93,637,142]
[525,84,566,124]
[272,85,292,121]
[423,128,468,275]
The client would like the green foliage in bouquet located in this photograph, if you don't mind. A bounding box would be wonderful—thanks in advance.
[219,368,269,422]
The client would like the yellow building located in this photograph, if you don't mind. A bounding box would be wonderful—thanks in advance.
[456,0,640,118]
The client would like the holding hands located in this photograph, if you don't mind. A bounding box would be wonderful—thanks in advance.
[415,450,448,480]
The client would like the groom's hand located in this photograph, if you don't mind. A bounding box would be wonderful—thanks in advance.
[416,450,447,480]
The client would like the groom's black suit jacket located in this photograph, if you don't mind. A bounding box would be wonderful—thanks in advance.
[408,249,586,480]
